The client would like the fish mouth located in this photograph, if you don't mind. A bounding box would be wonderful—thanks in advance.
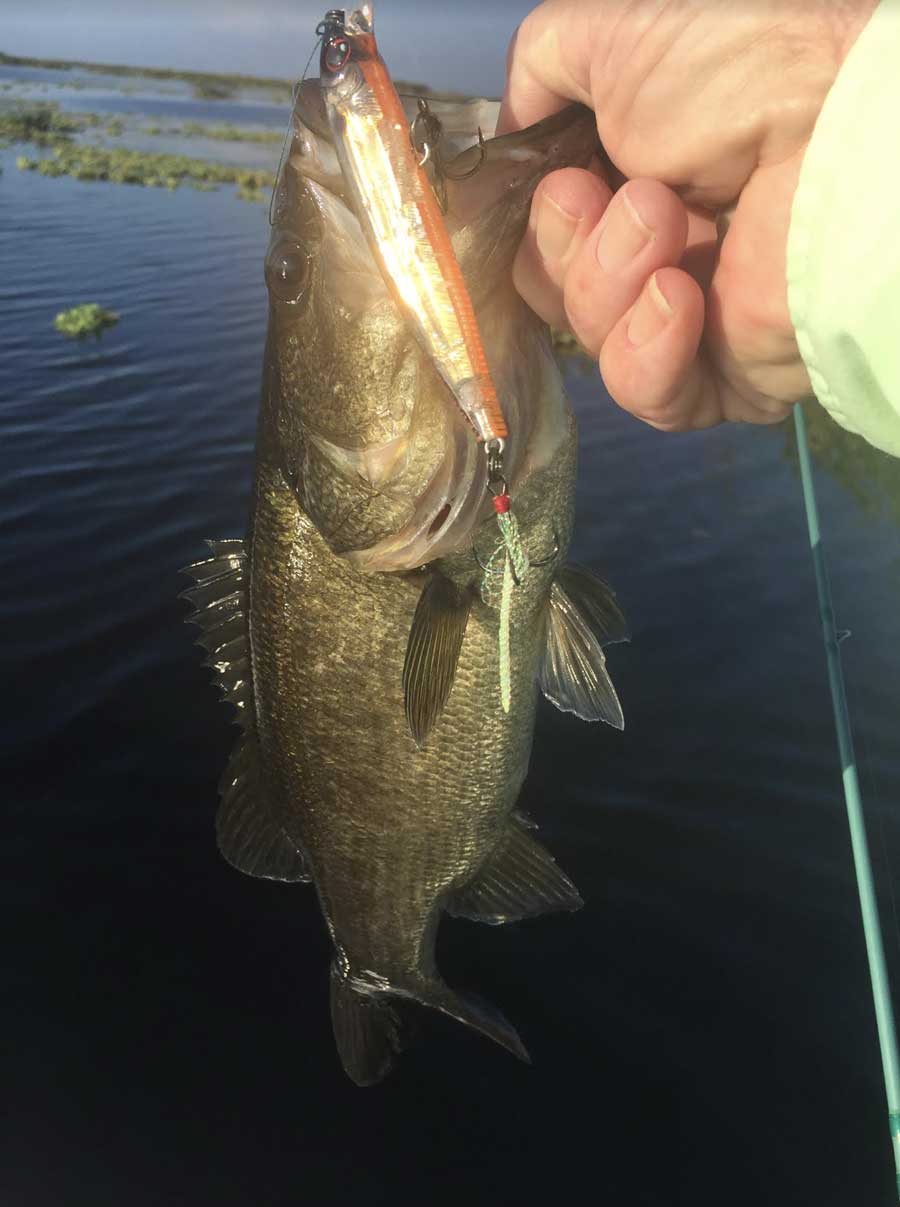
[277,83,597,573]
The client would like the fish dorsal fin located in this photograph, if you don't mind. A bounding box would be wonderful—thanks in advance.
[539,564,627,729]
[447,824,583,925]
[181,539,253,730]
[217,732,311,883]
[403,572,472,746]
[181,539,310,883]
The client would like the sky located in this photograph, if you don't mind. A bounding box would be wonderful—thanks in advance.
[0,0,534,96]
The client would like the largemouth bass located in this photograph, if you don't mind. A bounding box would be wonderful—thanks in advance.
[184,22,626,1085]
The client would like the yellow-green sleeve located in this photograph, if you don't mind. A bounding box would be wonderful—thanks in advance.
[787,0,900,458]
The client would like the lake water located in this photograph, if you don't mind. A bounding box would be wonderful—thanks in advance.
[3,66,900,1207]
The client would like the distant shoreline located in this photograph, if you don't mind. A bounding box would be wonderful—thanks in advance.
[0,50,437,103]
[0,49,295,101]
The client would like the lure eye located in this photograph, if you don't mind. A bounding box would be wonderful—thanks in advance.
[265,238,311,305]
[323,37,351,73]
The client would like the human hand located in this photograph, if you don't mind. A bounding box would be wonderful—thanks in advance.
[500,0,876,430]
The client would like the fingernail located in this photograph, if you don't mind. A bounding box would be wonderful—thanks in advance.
[627,273,673,346]
[536,194,579,262]
[596,190,652,273]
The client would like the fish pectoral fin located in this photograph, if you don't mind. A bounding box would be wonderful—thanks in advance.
[538,563,627,729]
[402,572,472,746]
[217,731,311,883]
[447,824,582,925]
[330,966,405,1087]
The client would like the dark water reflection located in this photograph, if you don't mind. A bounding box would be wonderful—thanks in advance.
[2,74,900,1207]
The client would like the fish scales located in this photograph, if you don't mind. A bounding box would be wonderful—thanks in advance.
[250,421,574,956]
[185,36,627,1083]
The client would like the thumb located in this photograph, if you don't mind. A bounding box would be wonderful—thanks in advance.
[497,1,595,134]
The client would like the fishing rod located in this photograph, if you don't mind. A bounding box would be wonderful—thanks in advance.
[793,402,900,1200]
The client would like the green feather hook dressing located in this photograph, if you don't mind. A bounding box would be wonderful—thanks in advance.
[479,439,542,713]
[492,490,530,713]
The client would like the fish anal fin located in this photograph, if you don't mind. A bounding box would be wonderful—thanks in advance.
[539,563,626,729]
[448,824,582,925]
[403,572,472,746]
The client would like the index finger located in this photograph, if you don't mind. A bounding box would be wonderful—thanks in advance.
[497,1,595,135]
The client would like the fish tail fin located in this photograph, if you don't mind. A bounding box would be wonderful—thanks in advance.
[329,965,404,1087]
[330,966,530,1083]
[410,976,531,1066]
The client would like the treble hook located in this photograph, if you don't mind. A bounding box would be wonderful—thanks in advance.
[409,96,486,212]
[441,127,487,181]
[410,97,442,165]
[472,526,561,583]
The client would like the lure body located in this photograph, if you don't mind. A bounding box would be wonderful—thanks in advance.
[319,5,507,445]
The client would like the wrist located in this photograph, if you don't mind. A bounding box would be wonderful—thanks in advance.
[834,0,880,67]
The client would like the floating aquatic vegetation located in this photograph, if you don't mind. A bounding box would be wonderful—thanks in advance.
[0,102,86,145]
[0,103,139,149]
[16,142,274,198]
[191,80,236,101]
[142,119,283,144]
[53,303,119,341]
[236,183,267,203]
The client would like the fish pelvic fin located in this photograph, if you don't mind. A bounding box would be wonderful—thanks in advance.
[330,965,405,1087]
[447,820,582,925]
[181,539,310,883]
[539,563,628,728]
[403,571,472,746]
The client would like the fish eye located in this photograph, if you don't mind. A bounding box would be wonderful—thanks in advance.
[323,37,351,73]
[265,238,311,305]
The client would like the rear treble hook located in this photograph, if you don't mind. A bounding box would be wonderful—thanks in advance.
[409,97,487,212]
[441,126,486,181]
[472,526,560,585]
